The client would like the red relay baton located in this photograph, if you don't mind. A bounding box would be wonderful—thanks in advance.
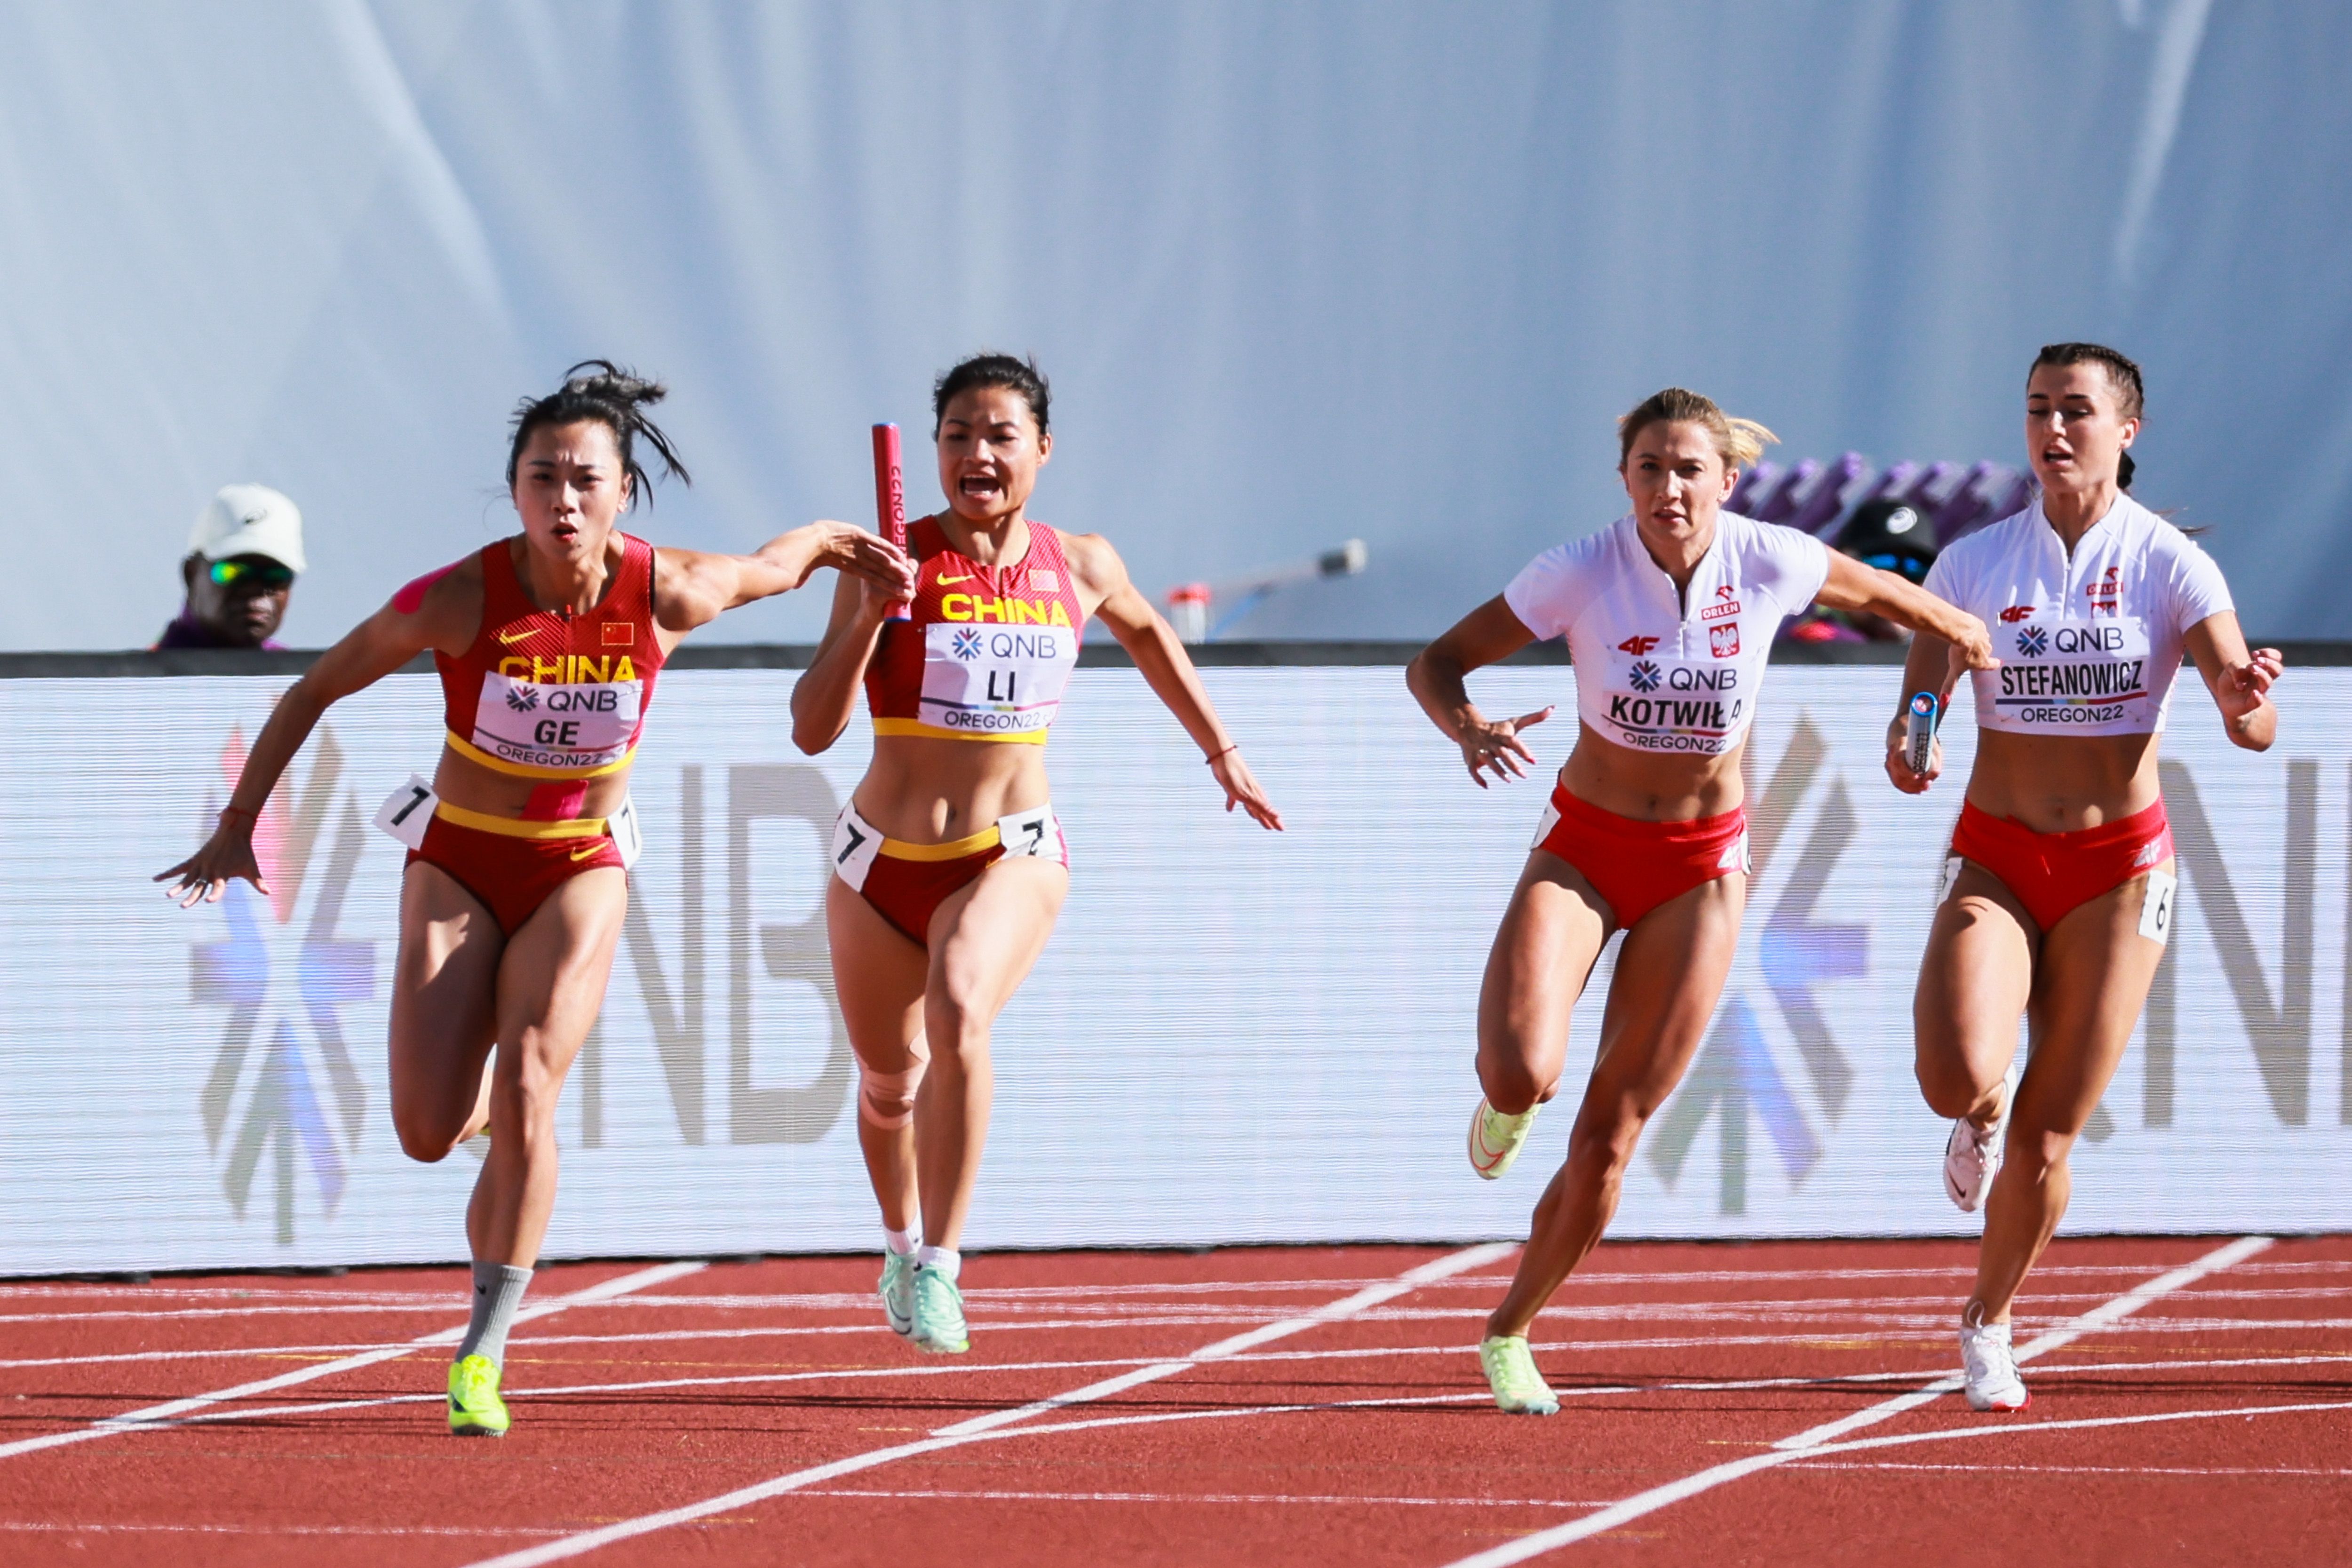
[872,423,910,621]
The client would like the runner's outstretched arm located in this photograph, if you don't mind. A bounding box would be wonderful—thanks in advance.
[1065,532,1280,829]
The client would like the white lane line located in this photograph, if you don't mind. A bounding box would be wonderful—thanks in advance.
[801,1488,1606,1508]
[79,1332,2352,1438]
[1438,1235,2275,1568]
[1799,1461,2352,1478]
[0,1261,703,1462]
[1772,1234,2274,1451]
[0,1522,567,1538]
[459,1242,1515,1568]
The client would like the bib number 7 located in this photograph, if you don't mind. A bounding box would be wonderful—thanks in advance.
[995,805,1063,864]
[372,774,440,851]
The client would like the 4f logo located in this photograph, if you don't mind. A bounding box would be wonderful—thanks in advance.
[191,726,375,1244]
[951,629,983,661]
[1629,659,1662,693]
[1617,635,1660,656]
[1709,623,1740,659]
[2016,625,2049,658]
[1999,605,2036,623]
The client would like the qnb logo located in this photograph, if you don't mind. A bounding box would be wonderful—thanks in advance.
[1628,659,1662,693]
[190,726,375,1244]
[952,628,984,662]
[505,685,541,712]
[1648,716,1866,1215]
[2015,625,2049,658]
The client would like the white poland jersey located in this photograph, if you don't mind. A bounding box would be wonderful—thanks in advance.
[1504,511,1830,757]
[1922,493,2233,737]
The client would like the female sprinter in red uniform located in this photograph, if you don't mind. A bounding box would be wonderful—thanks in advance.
[791,354,1281,1353]
[1410,388,1994,1415]
[159,364,913,1435]
[1891,343,2281,1411]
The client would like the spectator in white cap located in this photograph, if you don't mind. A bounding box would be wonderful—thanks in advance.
[156,484,306,650]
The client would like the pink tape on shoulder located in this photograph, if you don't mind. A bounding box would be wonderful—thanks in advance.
[393,562,458,615]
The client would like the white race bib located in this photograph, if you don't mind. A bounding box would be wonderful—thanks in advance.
[1991,615,2155,731]
[608,795,644,870]
[471,671,642,771]
[1531,798,1563,851]
[2139,867,2177,945]
[995,804,1064,864]
[916,622,1076,739]
[372,774,439,851]
[830,804,882,891]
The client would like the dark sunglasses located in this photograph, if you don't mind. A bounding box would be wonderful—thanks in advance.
[1853,550,1931,585]
[208,559,296,591]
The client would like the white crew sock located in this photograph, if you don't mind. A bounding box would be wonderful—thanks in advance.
[883,1222,921,1257]
[456,1261,533,1367]
[915,1244,961,1280]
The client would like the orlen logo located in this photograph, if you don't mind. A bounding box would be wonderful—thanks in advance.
[2086,566,2122,615]
[1700,584,1740,623]
[1999,605,2036,623]
[1618,635,1660,656]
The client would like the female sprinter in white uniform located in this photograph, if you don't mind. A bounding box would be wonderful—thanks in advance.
[1891,343,2281,1411]
[791,354,1281,1353]
[160,364,912,1435]
[1409,388,1994,1415]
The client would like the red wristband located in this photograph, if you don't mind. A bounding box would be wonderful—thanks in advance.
[1204,744,1238,765]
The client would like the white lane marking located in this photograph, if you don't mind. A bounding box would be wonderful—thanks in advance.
[800,1488,1606,1508]
[1799,1461,2352,1478]
[1772,1234,2274,1451]
[0,1522,566,1538]
[1437,1236,2276,1568]
[0,1261,703,1462]
[459,1243,1515,1568]
[51,1327,2350,1434]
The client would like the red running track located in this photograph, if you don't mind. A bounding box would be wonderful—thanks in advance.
[0,1235,2347,1566]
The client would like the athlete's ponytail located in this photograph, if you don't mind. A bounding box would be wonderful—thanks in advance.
[506,360,691,508]
[1616,388,1776,474]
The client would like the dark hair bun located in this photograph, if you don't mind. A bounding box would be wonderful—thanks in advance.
[506,359,690,504]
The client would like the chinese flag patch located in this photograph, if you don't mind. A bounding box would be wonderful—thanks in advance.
[602,621,636,647]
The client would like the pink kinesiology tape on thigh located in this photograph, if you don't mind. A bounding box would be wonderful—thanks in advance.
[857,1060,928,1129]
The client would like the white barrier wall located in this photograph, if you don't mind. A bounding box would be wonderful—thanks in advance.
[2,665,2344,1274]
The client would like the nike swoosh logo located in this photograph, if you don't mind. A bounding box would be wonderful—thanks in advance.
[498,629,534,644]
[571,843,605,861]
[937,573,975,585]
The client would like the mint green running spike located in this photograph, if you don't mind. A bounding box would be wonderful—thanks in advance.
[1479,1335,1559,1416]
[879,1251,917,1338]
[910,1265,969,1354]
[1468,1098,1540,1180]
[447,1353,509,1436]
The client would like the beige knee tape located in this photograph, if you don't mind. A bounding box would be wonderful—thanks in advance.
[857,1058,929,1130]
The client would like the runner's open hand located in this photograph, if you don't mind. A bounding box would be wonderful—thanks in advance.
[1210,748,1283,830]
[1458,707,1551,788]
[156,818,270,908]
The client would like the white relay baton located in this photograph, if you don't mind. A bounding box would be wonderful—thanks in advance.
[1904,691,1939,777]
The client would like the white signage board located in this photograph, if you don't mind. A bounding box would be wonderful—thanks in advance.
[0,665,2341,1274]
